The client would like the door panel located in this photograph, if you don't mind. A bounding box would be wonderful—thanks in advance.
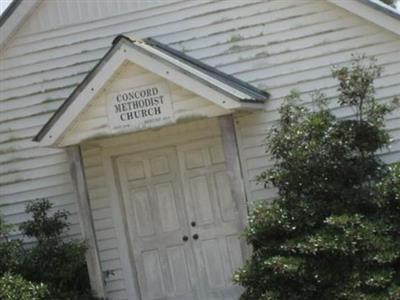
[155,182,180,232]
[142,250,166,299]
[117,148,198,300]
[166,245,192,294]
[189,175,214,225]
[129,187,155,237]
[215,171,238,222]
[177,138,244,299]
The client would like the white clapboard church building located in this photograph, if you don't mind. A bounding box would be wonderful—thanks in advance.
[1,0,399,299]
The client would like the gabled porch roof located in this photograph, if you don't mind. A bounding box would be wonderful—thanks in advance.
[33,35,269,146]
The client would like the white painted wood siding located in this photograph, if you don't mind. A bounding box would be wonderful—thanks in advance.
[1,0,399,299]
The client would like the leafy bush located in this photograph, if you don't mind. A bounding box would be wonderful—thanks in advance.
[20,199,95,299]
[0,273,48,300]
[234,55,400,299]
[0,199,97,299]
[0,215,23,275]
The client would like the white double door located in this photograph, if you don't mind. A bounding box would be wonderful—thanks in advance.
[117,137,245,300]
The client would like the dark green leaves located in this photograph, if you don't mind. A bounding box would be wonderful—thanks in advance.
[235,55,400,300]
[0,199,96,300]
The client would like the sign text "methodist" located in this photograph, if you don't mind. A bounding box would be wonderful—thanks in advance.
[114,87,164,121]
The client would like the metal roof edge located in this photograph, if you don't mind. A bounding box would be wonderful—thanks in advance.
[144,37,270,101]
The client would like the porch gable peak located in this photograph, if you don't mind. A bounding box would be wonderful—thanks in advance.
[33,35,268,147]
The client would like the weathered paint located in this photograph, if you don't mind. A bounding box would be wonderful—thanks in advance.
[1,1,399,299]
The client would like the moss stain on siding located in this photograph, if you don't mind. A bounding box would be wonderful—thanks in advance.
[227,34,244,43]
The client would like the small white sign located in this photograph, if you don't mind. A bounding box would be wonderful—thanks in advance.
[107,82,174,132]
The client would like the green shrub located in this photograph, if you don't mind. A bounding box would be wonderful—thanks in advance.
[19,199,95,299]
[0,199,97,299]
[234,55,400,299]
[0,215,23,275]
[0,273,48,300]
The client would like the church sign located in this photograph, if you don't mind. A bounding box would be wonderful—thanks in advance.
[107,82,174,132]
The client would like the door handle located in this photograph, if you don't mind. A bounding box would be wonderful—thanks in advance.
[192,234,199,240]
[191,221,196,227]
[182,235,189,242]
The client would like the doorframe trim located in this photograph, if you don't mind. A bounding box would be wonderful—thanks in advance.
[102,150,141,300]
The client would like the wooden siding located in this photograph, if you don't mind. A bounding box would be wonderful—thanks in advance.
[1,0,399,299]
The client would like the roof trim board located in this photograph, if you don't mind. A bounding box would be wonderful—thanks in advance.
[0,0,41,48]
[1,0,400,51]
[327,0,400,36]
[360,0,400,20]
[0,0,22,27]
[33,36,269,146]
[33,36,124,143]
[35,38,127,146]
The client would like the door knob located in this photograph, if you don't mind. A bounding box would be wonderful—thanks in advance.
[191,221,196,227]
[182,235,189,242]
[192,234,199,240]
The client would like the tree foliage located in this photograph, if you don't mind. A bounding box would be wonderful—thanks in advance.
[0,273,48,300]
[234,55,400,300]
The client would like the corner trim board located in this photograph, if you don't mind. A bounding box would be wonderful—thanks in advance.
[218,115,251,259]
